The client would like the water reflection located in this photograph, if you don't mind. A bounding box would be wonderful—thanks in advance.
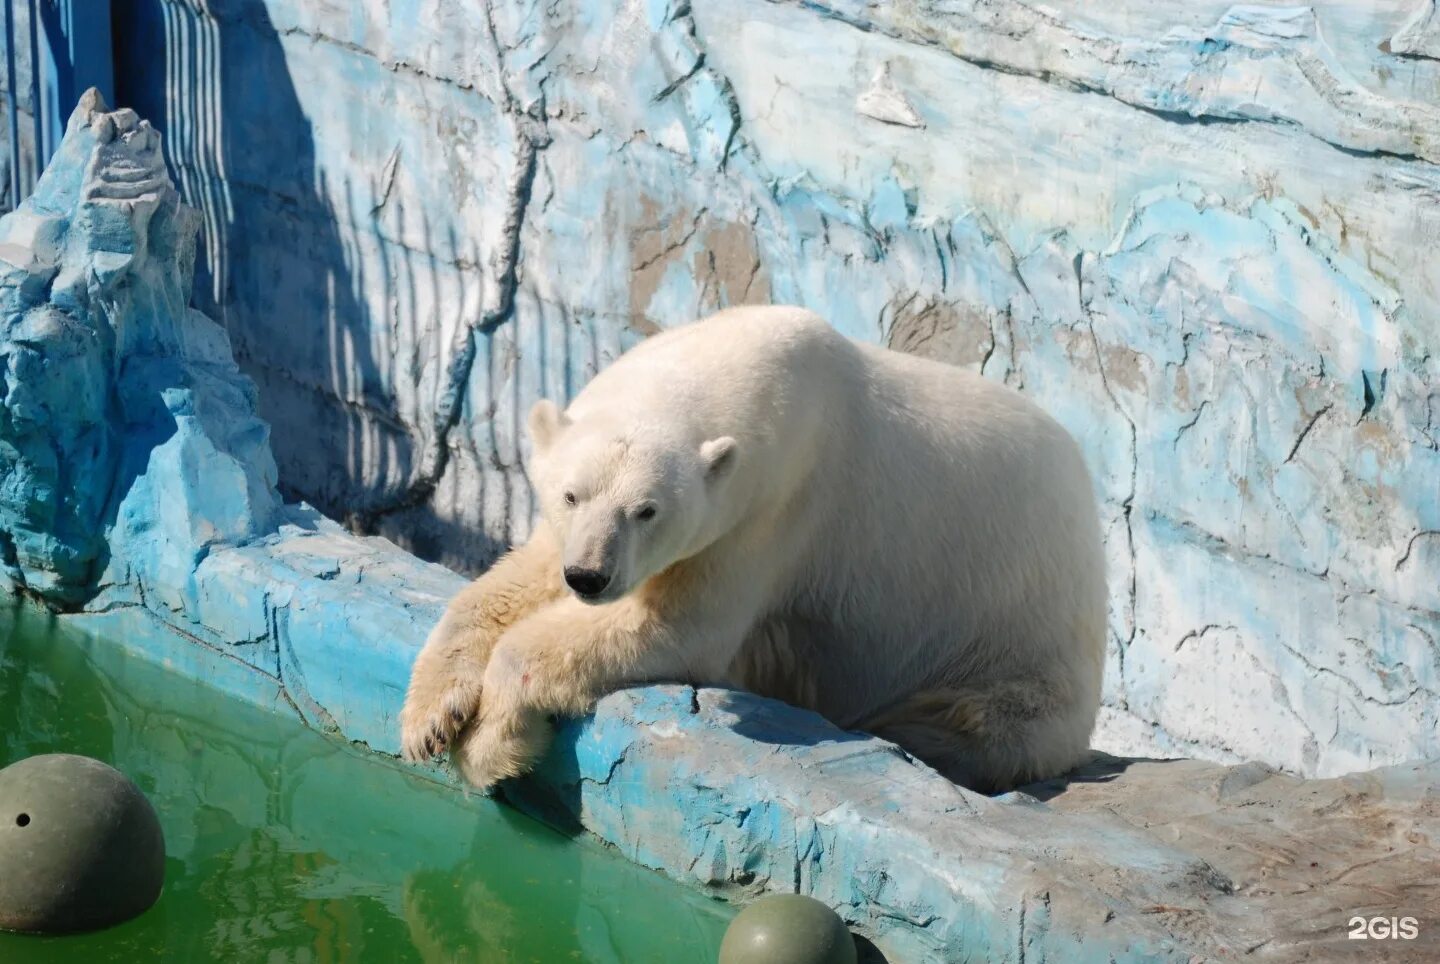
[0,601,730,962]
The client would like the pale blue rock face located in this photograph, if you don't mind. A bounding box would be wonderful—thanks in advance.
[0,88,1435,961]
[0,91,281,606]
[109,0,1440,777]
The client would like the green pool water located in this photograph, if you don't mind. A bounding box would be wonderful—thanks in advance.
[0,602,733,963]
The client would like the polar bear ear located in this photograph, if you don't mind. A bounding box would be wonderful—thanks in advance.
[528,399,569,453]
[700,436,738,480]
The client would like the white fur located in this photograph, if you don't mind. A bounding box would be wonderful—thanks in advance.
[400,306,1107,793]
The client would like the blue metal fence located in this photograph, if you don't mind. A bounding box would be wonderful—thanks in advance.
[1,0,113,209]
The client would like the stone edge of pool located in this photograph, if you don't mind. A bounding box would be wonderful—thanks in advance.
[31,512,1202,963]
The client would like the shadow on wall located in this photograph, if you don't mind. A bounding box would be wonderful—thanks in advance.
[110,0,510,567]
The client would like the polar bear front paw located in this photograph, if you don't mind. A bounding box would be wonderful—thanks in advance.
[399,657,486,763]
[452,707,554,790]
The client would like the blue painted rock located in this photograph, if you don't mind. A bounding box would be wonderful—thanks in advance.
[0,754,165,933]
[719,894,858,964]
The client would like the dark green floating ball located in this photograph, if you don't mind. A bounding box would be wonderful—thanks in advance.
[0,754,166,934]
[719,893,857,964]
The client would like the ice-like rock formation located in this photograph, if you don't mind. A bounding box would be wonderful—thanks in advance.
[0,90,279,606]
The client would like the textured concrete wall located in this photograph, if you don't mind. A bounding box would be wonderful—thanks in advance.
[109,0,1439,776]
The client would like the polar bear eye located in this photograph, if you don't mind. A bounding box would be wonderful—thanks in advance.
[563,492,577,506]
[635,504,657,521]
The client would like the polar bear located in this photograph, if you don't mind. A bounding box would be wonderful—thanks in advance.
[400,305,1106,793]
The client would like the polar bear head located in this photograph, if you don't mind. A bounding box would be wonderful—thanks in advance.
[526,399,738,603]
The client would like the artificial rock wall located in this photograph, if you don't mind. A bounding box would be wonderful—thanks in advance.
[111,0,1440,776]
[4,97,1435,961]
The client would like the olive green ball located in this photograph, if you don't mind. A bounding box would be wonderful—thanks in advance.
[0,754,166,934]
[719,894,857,964]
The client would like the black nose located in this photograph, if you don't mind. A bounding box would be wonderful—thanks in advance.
[564,567,611,597]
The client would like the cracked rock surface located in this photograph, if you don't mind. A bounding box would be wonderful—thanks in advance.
[1033,753,1439,961]
[515,686,1440,962]
[114,0,1440,776]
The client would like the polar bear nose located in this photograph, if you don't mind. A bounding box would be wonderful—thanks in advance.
[564,567,611,598]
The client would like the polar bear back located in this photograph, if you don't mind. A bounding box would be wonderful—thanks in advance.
[817,336,1106,718]
[565,305,1106,724]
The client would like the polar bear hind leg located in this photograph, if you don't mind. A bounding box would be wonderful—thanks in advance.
[861,678,1095,794]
